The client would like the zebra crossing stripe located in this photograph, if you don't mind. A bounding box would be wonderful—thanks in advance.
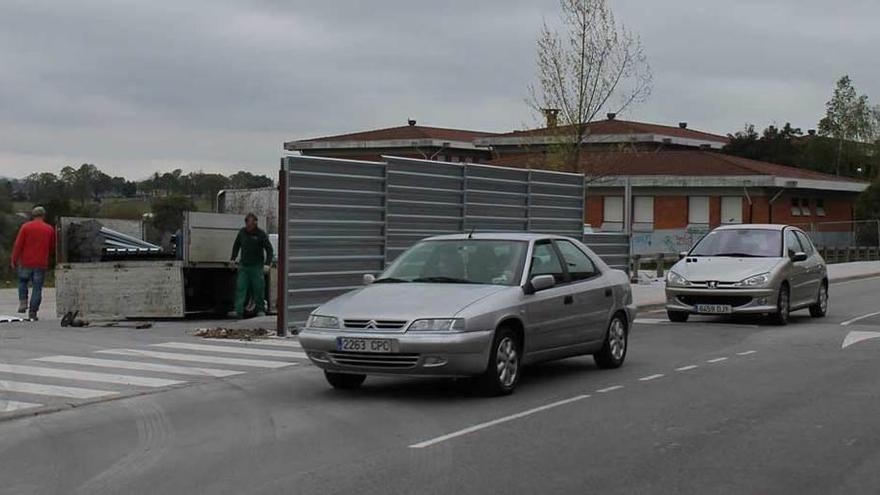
[0,380,115,399]
[0,363,185,388]
[1,400,43,412]
[96,349,294,368]
[202,338,302,349]
[33,356,244,378]
[152,342,306,359]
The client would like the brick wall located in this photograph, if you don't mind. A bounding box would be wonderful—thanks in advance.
[655,196,688,229]
[709,197,721,227]
[585,195,603,227]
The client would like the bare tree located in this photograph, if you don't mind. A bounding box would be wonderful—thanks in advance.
[819,75,878,176]
[528,0,652,178]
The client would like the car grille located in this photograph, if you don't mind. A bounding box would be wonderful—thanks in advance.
[328,351,420,369]
[678,295,753,307]
[343,319,408,331]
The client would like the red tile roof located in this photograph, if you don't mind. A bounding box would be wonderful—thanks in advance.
[489,151,864,183]
[487,119,729,144]
[294,125,498,144]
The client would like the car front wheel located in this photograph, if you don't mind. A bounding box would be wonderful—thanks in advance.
[809,281,828,318]
[595,314,628,369]
[324,371,366,390]
[770,284,790,326]
[478,326,521,396]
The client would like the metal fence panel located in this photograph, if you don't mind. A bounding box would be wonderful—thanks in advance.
[583,232,630,272]
[282,155,585,329]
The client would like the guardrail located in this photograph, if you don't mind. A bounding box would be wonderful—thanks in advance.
[818,246,880,264]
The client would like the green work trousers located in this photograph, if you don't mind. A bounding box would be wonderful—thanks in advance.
[234,264,266,315]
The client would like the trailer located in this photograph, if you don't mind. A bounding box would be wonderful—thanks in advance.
[56,212,277,320]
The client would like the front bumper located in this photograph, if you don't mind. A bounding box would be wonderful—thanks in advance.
[665,286,779,314]
[298,329,495,378]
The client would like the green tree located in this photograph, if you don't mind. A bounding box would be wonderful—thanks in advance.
[150,195,196,235]
[819,75,878,176]
[228,171,273,189]
[60,163,101,206]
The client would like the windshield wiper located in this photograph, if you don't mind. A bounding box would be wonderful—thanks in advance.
[412,276,480,284]
[710,252,762,258]
[373,277,410,283]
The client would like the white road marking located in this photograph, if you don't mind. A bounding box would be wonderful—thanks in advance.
[596,385,624,393]
[736,350,757,356]
[152,342,307,359]
[0,400,42,412]
[833,276,880,287]
[34,356,244,378]
[638,374,664,381]
[202,338,302,349]
[96,349,294,368]
[841,311,880,326]
[409,395,590,449]
[675,365,698,371]
[707,357,728,363]
[633,318,668,325]
[0,363,184,388]
[842,331,880,349]
[0,380,115,399]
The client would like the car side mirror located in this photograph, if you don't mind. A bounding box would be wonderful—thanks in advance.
[525,274,556,294]
[679,251,689,260]
[363,273,376,285]
[792,252,808,262]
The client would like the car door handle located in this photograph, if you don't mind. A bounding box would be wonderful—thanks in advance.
[563,295,574,305]
[604,288,612,297]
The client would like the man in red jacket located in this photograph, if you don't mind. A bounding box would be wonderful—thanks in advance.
[10,206,55,320]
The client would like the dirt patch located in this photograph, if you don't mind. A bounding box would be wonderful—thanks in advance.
[194,327,275,340]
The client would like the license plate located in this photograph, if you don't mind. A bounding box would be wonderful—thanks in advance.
[336,337,396,353]
[696,304,733,314]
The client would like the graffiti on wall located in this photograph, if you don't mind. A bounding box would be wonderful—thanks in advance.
[631,225,712,255]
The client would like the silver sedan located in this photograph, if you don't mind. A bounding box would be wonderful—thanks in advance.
[299,233,636,395]
[665,224,828,325]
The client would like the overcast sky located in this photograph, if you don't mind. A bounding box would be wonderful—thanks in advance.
[1,0,878,179]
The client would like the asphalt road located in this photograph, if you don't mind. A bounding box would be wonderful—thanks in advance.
[2,277,880,494]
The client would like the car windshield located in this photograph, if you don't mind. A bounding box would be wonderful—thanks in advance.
[376,239,528,286]
[689,229,782,258]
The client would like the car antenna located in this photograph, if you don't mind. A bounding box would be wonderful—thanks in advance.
[467,226,476,239]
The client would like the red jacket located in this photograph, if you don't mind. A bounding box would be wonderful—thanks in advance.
[11,219,56,269]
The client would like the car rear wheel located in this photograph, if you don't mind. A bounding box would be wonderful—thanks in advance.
[667,310,689,323]
[594,314,628,369]
[478,327,521,396]
[324,371,366,390]
[770,284,790,326]
[809,281,828,317]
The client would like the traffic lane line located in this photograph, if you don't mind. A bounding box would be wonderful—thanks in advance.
[0,400,43,412]
[407,349,759,449]
[0,363,185,388]
[840,311,880,326]
[0,380,116,399]
[33,356,244,378]
[152,342,307,360]
[409,395,591,449]
[202,338,302,349]
[96,349,295,368]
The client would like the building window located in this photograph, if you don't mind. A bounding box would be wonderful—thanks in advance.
[451,156,460,163]
[816,198,826,216]
[721,197,743,224]
[791,197,802,216]
[602,196,624,232]
[632,196,654,231]
[688,196,709,225]
[800,198,811,216]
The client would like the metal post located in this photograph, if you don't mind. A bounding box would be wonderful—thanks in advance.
[623,177,632,236]
[277,159,288,337]
[656,253,665,278]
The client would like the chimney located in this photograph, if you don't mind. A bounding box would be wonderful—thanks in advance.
[408,119,417,126]
[808,129,816,136]
[542,108,560,128]
[678,122,688,129]
[606,112,617,120]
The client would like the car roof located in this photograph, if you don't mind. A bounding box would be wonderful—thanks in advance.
[713,224,795,232]
[423,232,573,242]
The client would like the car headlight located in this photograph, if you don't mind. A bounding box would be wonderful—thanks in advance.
[307,315,340,329]
[407,318,465,332]
[666,271,690,287]
[734,273,770,288]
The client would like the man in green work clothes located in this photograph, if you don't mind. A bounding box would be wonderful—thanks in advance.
[230,213,274,318]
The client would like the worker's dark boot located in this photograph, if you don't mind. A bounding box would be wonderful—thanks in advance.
[28,311,38,321]
[17,299,28,313]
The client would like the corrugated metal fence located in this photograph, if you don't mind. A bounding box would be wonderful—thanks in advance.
[280,155,584,330]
